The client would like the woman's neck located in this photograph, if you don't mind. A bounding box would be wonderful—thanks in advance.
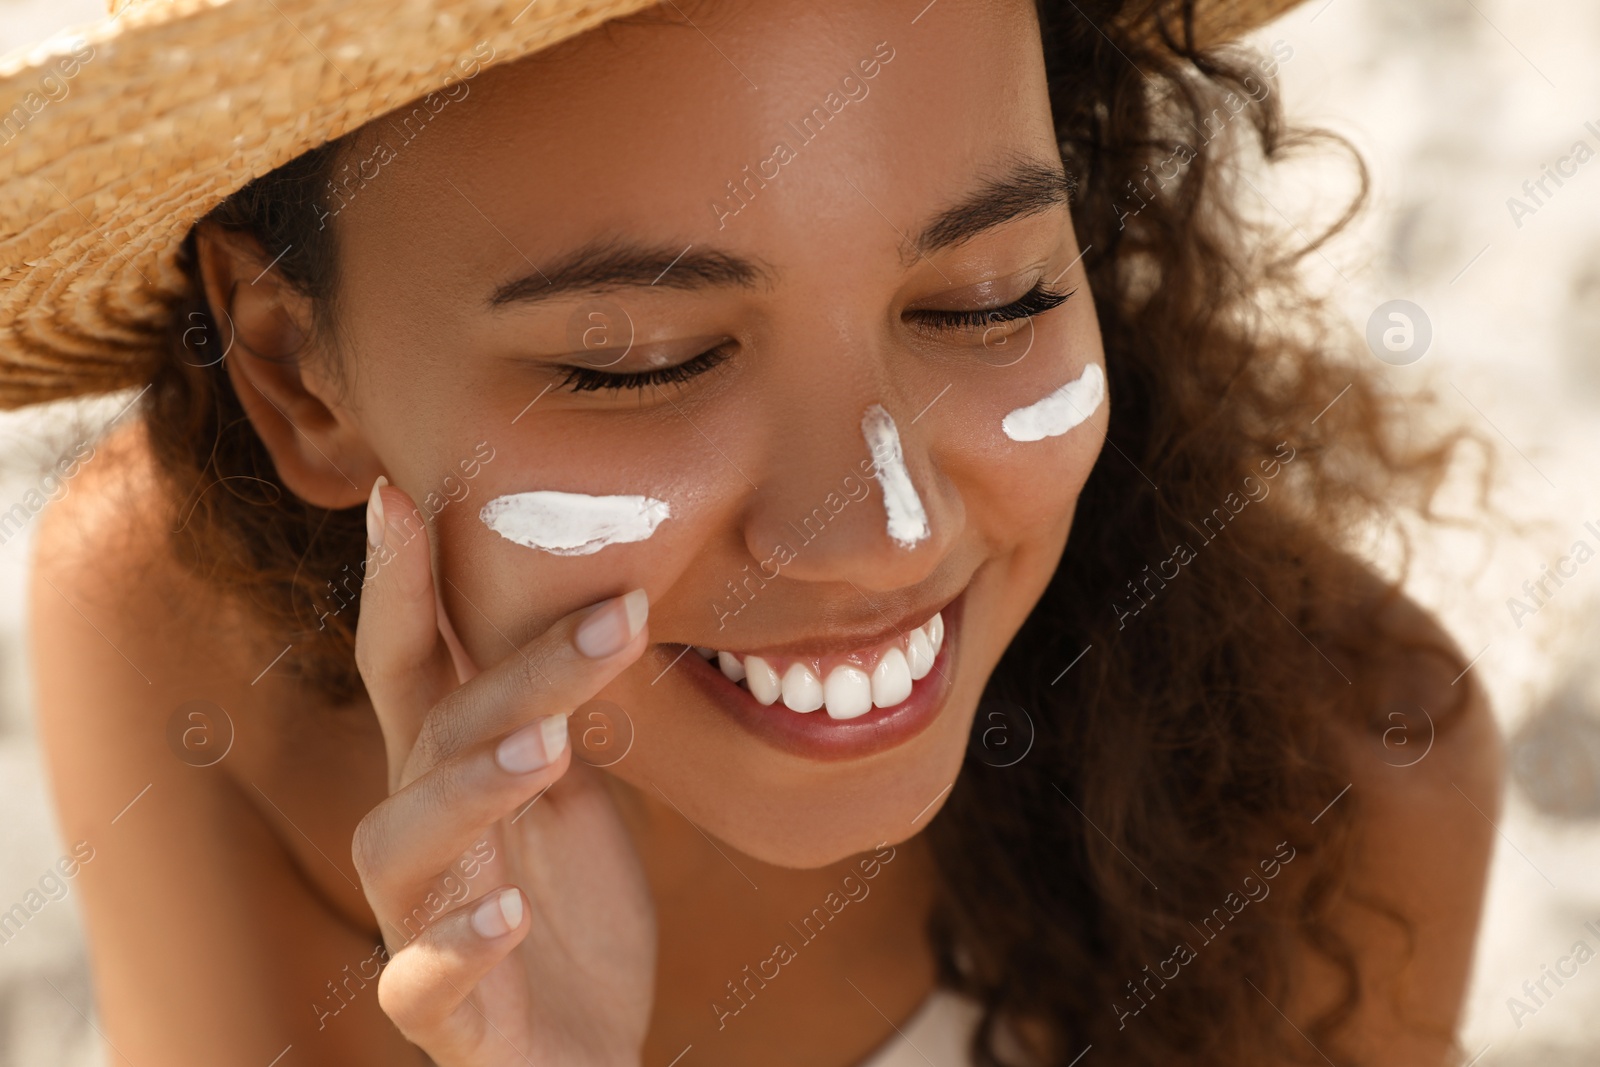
[608,776,941,1067]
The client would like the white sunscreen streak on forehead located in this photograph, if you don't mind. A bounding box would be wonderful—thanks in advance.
[861,404,929,549]
[481,491,671,556]
[1001,362,1106,442]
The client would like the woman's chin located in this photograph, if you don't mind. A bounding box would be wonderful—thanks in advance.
[603,704,974,870]
[698,793,953,870]
[593,584,987,868]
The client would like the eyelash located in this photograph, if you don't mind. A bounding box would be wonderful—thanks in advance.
[555,281,1077,393]
[557,347,734,393]
[909,282,1077,331]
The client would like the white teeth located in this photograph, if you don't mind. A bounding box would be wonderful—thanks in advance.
[870,646,913,708]
[906,628,934,680]
[703,607,948,714]
[824,666,873,720]
[780,663,824,713]
[745,656,782,705]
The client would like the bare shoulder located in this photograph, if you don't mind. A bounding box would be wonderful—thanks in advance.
[31,415,257,662]
[1336,564,1505,978]
[29,417,412,1064]
[1280,558,1505,1066]
[1332,561,1503,827]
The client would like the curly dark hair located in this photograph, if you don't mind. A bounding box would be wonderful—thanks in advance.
[134,1,1479,1064]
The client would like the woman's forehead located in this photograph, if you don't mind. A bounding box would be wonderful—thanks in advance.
[334,0,1055,283]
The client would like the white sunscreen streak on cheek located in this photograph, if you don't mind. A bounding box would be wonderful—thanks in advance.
[861,404,929,549]
[1001,362,1107,442]
[480,491,671,556]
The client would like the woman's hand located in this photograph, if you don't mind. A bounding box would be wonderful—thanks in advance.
[350,478,657,1067]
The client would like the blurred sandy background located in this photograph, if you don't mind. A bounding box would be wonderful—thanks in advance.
[3,0,1599,1063]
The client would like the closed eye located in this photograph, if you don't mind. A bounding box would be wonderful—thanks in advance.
[909,282,1076,330]
[551,283,1076,392]
[556,344,733,393]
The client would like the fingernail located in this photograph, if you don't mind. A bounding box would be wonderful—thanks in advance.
[574,589,649,659]
[366,476,389,550]
[471,887,523,939]
[496,714,569,774]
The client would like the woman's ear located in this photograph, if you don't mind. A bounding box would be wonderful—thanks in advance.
[193,221,380,510]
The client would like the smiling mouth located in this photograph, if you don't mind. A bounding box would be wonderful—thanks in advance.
[689,610,946,720]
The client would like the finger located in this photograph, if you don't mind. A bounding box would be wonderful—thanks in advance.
[376,885,528,1059]
[354,712,570,911]
[355,477,460,784]
[398,587,650,791]
[435,583,481,685]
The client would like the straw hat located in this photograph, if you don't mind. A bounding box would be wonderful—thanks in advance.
[0,0,1302,408]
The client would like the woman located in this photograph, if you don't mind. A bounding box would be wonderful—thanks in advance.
[2,0,1502,1063]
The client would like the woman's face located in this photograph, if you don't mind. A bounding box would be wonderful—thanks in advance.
[315,0,1106,866]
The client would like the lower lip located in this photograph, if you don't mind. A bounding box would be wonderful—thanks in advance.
[674,590,965,763]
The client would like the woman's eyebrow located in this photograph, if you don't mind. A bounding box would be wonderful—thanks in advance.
[907,157,1073,263]
[486,157,1071,309]
[488,239,774,309]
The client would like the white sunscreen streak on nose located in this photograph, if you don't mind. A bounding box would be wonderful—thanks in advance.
[1001,362,1107,442]
[480,491,671,556]
[861,404,929,549]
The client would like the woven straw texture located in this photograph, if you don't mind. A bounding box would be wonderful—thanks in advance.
[0,0,1301,410]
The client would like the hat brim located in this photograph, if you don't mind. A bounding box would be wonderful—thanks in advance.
[0,0,1302,407]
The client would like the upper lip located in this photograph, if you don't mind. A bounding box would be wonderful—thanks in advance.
[696,589,961,658]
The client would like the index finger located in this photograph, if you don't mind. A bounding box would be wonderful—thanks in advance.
[357,476,652,794]
[397,582,649,791]
[355,477,461,788]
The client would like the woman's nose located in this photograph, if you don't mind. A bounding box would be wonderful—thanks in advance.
[739,395,961,594]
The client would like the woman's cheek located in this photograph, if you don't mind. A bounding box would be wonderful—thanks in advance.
[430,471,712,664]
[479,489,672,557]
[1001,358,1109,520]
[937,342,1109,549]
[998,360,1107,445]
